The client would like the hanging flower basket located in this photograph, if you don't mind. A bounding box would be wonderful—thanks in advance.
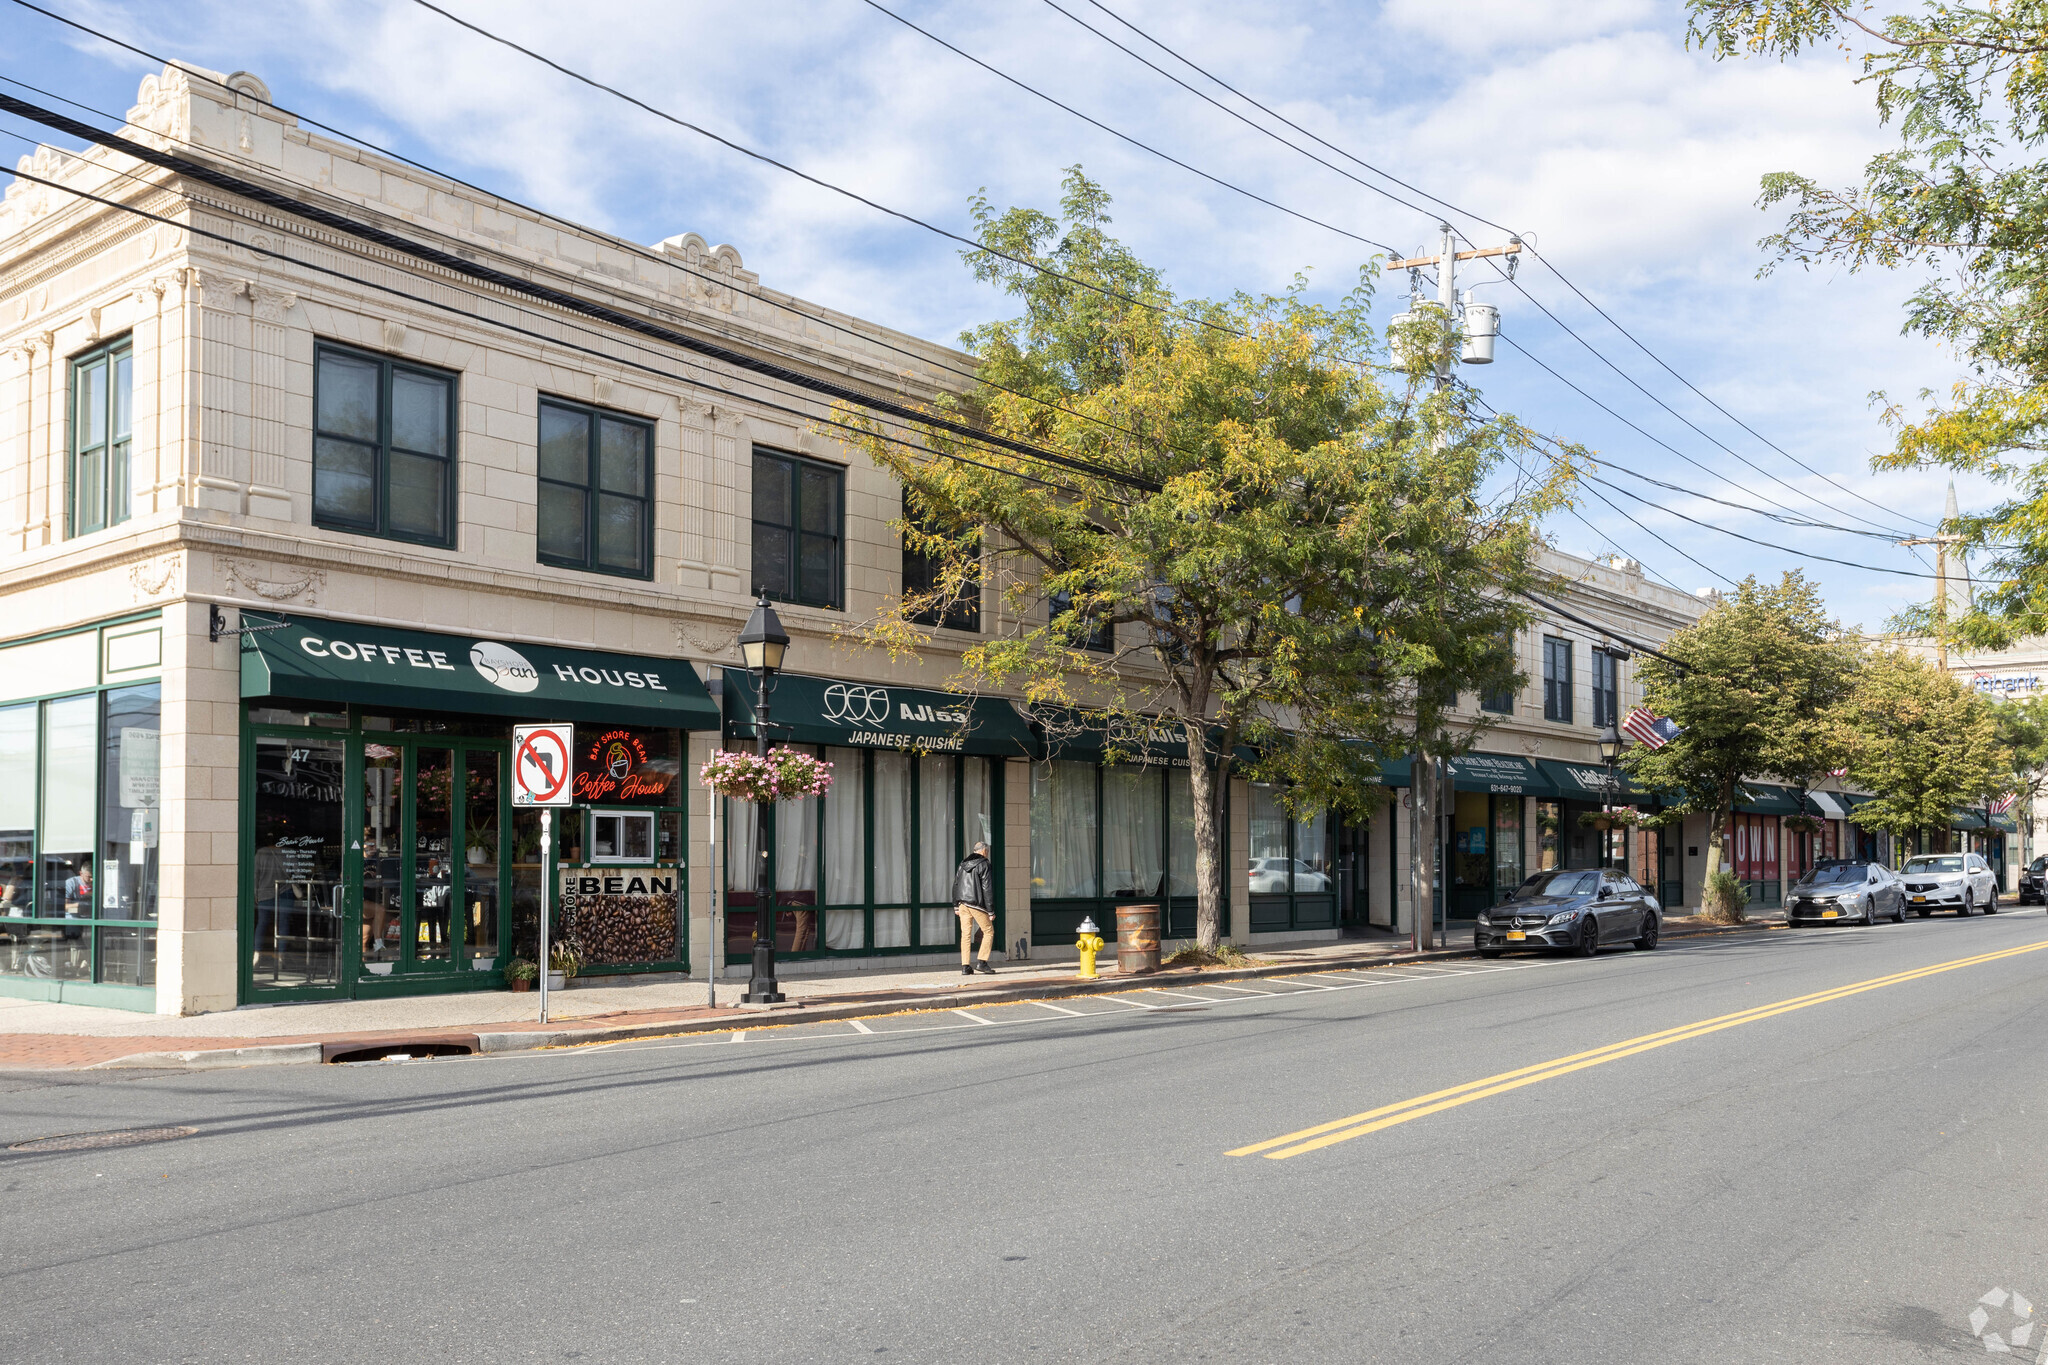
[699,748,836,804]
[1578,808,1641,831]
[1782,814,1822,834]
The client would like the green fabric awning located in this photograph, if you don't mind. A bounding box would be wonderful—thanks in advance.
[721,669,1035,756]
[1029,704,1257,766]
[241,616,720,730]
[1734,783,1804,816]
[1952,808,2020,833]
[1382,752,1559,797]
[1536,758,1649,802]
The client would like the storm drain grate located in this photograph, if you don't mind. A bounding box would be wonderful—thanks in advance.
[9,1125,198,1153]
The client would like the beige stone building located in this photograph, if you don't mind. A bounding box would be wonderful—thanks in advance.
[1,63,1718,1017]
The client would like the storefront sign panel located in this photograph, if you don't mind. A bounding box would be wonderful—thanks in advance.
[721,669,1035,755]
[559,866,681,966]
[242,617,721,730]
[574,728,680,806]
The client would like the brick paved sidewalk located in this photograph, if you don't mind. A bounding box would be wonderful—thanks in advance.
[0,918,1774,1071]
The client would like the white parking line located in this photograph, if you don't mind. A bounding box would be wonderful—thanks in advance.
[847,1019,874,1034]
[1023,999,1086,1016]
[953,1009,996,1025]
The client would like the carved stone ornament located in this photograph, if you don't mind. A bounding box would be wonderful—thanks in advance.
[129,558,181,599]
[249,285,298,323]
[674,619,740,658]
[380,319,407,351]
[222,558,323,606]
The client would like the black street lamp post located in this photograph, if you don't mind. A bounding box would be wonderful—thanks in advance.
[739,594,791,1005]
[1598,723,1625,869]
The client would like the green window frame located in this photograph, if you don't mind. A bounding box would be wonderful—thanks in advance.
[313,341,458,548]
[1543,636,1573,723]
[751,447,843,609]
[1027,760,1221,942]
[69,337,133,537]
[537,397,653,578]
[902,496,981,632]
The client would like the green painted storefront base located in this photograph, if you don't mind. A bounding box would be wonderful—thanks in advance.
[0,975,155,1011]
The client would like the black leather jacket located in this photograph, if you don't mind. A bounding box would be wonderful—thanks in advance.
[952,853,994,910]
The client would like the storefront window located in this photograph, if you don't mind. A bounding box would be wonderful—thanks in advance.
[0,704,35,923]
[1536,799,1561,871]
[1168,769,1197,897]
[873,751,911,946]
[919,754,957,945]
[1104,765,1164,898]
[99,686,160,924]
[1493,797,1524,901]
[464,750,500,967]
[1249,784,1287,870]
[39,695,95,922]
[822,745,863,948]
[1031,761,1097,899]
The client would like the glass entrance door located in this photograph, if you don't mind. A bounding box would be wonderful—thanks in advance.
[249,737,348,992]
[357,739,503,983]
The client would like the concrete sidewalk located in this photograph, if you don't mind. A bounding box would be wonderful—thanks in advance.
[0,917,1777,1070]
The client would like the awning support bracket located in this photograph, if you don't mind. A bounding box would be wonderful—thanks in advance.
[210,605,292,643]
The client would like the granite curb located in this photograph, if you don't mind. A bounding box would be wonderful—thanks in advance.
[74,918,1773,1070]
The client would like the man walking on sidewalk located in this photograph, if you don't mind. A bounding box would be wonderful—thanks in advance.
[954,840,997,976]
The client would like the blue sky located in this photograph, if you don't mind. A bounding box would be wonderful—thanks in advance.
[0,0,1986,631]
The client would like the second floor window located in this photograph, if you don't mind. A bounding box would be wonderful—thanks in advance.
[1591,647,1620,729]
[752,448,842,609]
[1543,636,1573,723]
[70,338,132,536]
[538,398,652,578]
[314,342,457,547]
[902,501,981,632]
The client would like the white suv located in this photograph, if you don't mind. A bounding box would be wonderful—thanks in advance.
[1899,853,2000,917]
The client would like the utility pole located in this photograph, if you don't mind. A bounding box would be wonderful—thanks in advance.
[1389,225,1520,950]
[1900,482,1968,670]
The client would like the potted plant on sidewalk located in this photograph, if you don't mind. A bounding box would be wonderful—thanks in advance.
[548,942,581,992]
[505,958,537,993]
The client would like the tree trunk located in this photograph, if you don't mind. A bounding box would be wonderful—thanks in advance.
[1186,738,1226,949]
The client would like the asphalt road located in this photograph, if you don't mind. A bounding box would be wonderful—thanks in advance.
[5,913,2046,1364]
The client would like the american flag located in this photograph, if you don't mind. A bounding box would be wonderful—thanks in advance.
[1621,706,1681,750]
[1990,792,2016,815]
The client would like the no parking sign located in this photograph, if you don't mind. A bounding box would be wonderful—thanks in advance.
[512,724,575,807]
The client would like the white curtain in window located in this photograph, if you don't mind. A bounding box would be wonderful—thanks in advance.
[1169,767,1197,897]
[919,755,956,904]
[1102,765,1163,897]
[824,908,864,949]
[823,746,864,906]
[725,798,755,892]
[873,752,911,946]
[1030,761,1096,899]
[775,745,817,896]
[964,756,994,852]
[0,704,34,831]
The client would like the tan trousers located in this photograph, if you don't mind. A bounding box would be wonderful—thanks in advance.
[955,903,994,963]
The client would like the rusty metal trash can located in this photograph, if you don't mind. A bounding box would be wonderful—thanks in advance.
[1115,903,1161,976]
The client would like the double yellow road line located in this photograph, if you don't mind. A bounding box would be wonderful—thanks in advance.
[1229,939,2048,1161]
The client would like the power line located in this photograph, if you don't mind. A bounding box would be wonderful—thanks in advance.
[0,87,1161,494]
[1,155,1087,499]
[1050,0,1925,537]
[0,32,1205,472]
[393,0,1244,347]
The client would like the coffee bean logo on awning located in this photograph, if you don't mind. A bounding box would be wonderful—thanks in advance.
[470,640,540,694]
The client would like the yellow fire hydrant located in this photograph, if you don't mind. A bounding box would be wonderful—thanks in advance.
[1075,916,1105,978]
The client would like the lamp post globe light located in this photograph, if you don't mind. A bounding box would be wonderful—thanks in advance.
[740,594,791,1005]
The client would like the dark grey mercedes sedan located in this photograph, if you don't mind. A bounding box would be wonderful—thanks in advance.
[1474,868,1661,957]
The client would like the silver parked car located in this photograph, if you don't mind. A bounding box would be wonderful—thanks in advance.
[1786,860,1906,925]
[1899,853,2000,916]
[1475,869,1661,957]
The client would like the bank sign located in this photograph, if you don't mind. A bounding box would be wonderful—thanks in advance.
[241,617,722,731]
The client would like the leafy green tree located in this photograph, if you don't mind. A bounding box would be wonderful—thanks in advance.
[1842,649,2008,851]
[1986,694,2048,835]
[1622,573,1862,895]
[1687,2,2048,644]
[838,170,1574,946]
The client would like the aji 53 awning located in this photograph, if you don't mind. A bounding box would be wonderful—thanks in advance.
[241,616,721,730]
[721,669,1036,756]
